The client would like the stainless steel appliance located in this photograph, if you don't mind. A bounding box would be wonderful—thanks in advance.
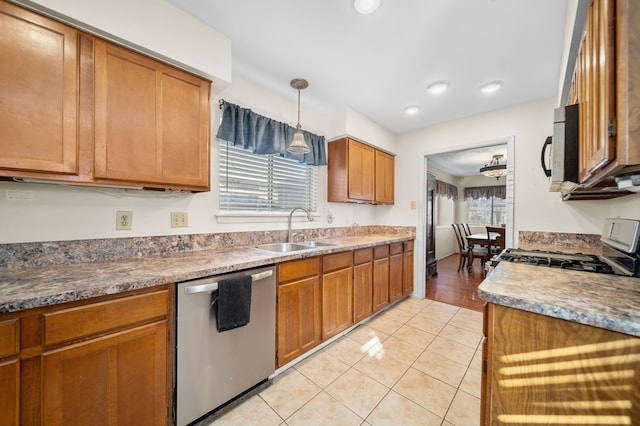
[491,218,640,277]
[174,265,276,425]
[541,103,580,192]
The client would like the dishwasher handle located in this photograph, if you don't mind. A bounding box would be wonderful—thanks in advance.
[184,269,273,294]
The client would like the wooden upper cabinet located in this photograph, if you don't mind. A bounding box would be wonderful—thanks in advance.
[575,0,640,186]
[375,150,395,204]
[577,0,616,183]
[328,137,395,204]
[0,2,212,192]
[93,39,211,191]
[0,1,79,175]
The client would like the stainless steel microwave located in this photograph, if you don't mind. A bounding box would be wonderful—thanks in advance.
[541,104,579,192]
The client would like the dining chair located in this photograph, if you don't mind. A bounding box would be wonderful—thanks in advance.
[486,226,506,255]
[451,224,468,272]
[462,223,472,236]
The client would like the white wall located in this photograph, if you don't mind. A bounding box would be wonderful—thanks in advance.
[393,97,640,252]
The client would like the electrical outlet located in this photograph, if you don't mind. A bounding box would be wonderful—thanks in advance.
[410,200,417,210]
[171,212,189,228]
[116,211,133,230]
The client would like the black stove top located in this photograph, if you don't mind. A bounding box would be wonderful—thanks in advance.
[493,248,638,277]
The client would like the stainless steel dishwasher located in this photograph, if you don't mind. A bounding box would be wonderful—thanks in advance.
[174,265,276,425]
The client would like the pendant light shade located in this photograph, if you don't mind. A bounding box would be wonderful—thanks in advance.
[287,78,311,154]
[480,154,507,179]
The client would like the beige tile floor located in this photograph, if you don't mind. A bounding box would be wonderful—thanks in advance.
[208,297,483,426]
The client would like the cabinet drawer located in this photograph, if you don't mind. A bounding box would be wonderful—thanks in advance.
[323,251,353,273]
[403,240,414,251]
[354,248,373,265]
[0,319,19,358]
[43,289,169,346]
[389,243,403,255]
[278,257,321,284]
[374,245,389,259]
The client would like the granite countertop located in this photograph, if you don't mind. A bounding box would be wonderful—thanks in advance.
[479,262,640,337]
[0,234,413,314]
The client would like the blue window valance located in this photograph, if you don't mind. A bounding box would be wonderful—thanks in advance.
[216,100,327,166]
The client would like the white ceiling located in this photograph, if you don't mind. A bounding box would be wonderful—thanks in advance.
[427,143,508,177]
[168,0,569,136]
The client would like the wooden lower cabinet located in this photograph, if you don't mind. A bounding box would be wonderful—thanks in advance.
[276,241,415,367]
[389,243,404,303]
[321,252,353,341]
[353,248,374,323]
[0,359,19,425]
[372,246,390,312]
[0,287,171,426]
[277,258,322,367]
[42,321,167,426]
[482,303,640,425]
[402,240,414,295]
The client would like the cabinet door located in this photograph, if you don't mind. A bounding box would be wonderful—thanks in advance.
[375,150,395,204]
[42,321,168,426]
[0,359,19,426]
[403,243,414,295]
[577,0,616,183]
[372,257,389,312]
[389,252,404,303]
[347,140,375,201]
[0,2,78,175]
[322,268,353,340]
[277,277,321,366]
[353,262,373,323]
[485,303,640,424]
[93,39,210,190]
[0,318,19,426]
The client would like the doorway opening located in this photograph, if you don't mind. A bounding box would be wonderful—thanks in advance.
[415,136,514,308]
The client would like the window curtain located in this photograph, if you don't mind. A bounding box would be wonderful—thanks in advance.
[435,179,458,200]
[464,185,506,200]
[216,100,327,166]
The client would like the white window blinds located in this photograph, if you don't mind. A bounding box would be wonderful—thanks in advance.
[219,140,318,212]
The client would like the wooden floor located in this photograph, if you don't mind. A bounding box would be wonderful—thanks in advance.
[426,253,486,311]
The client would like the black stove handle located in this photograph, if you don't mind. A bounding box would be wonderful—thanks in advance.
[541,136,552,177]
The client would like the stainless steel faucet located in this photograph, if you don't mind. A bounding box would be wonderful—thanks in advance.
[287,206,313,242]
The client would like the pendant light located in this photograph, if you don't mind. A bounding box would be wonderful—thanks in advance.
[287,78,311,154]
[480,154,507,179]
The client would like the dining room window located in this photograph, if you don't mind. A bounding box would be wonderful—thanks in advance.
[464,185,506,226]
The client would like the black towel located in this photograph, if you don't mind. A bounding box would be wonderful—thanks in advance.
[213,276,252,332]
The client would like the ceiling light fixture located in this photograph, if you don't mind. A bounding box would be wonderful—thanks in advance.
[403,105,421,116]
[287,78,311,154]
[480,154,507,179]
[480,80,503,94]
[427,81,450,94]
[354,0,381,14]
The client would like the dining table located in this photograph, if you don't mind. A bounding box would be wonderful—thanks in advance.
[465,232,500,272]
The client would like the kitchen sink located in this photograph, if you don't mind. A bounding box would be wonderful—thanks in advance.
[255,241,337,253]
[298,241,337,247]
[255,243,315,253]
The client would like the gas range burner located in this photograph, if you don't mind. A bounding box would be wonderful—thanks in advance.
[489,219,640,277]
[495,249,620,275]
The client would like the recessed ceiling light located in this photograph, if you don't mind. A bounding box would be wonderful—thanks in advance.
[354,0,381,14]
[403,105,421,116]
[480,80,503,94]
[427,81,450,94]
